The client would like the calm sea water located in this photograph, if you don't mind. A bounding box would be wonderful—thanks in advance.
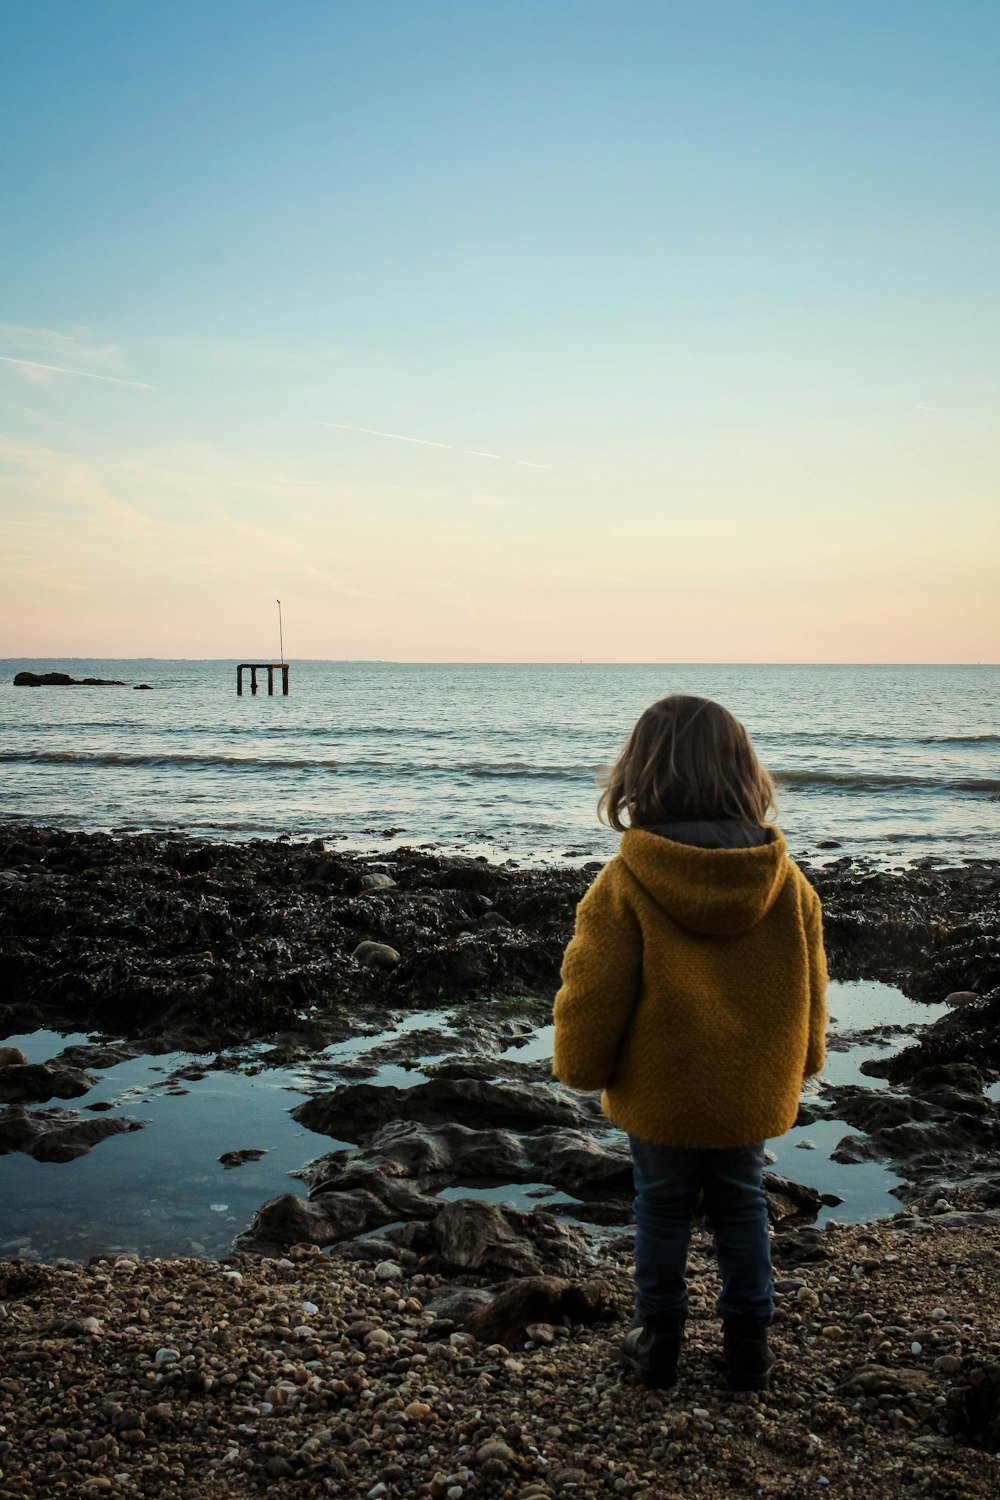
[1,660,998,864]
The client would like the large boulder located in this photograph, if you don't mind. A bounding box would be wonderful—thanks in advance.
[292,1076,597,1142]
[413,1198,592,1277]
[0,1106,144,1162]
[0,1062,96,1105]
[302,1117,633,1199]
[233,1192,346,1253]
[235,1167,438,1254]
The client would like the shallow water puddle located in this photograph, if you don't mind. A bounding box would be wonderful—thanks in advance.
[0,981,948,1260]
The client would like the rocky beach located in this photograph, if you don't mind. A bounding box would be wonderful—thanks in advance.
[2,825,1000,1496]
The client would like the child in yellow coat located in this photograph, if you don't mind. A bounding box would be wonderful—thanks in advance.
[553,694,827,1390]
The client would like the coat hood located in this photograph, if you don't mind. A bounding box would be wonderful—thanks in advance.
[619,826,790,937]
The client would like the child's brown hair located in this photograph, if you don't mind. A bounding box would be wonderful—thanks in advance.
[598,694,776,831]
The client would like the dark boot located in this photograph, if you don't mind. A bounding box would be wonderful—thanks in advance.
[722,1314,774,1391]
[619,1312,686,1389]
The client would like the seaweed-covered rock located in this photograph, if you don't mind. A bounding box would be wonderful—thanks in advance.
[3,825,995,1053]
[0,826,590,1044]
[465,1274,620,1345]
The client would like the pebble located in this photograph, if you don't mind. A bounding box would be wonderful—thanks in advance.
[1,1174,1000,1500]
[475,1438,515,1463]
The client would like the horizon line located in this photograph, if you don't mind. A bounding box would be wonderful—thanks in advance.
[2,658,996,668]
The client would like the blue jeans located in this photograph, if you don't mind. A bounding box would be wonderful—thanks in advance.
[629,1136,773,1321]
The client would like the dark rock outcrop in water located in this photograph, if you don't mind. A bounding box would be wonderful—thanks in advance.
[0,1104,144,1162]
[13,671,127,686]
[0,1060,97,1104]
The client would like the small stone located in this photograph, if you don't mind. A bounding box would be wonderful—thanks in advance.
[352,940,401,969]
[154,1347,180,1365]
[475,1438,514,1463]
[405,1400,433,1419]
[375,1260,403,1281]
[266,1457,296,1478]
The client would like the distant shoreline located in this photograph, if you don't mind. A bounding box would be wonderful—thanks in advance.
[4,658,999,668]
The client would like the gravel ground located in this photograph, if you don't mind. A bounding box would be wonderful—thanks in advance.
[2,1218,1000,1500]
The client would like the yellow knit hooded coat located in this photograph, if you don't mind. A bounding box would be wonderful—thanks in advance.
[553,828,827,1148]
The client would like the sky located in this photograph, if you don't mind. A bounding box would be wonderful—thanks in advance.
[1,0,997,663]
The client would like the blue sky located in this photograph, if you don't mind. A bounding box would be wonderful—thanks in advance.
[2,1,998,659]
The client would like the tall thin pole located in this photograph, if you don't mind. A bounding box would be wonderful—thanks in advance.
[276,599,284,664]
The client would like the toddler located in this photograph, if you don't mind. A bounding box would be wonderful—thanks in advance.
[553,694,827,1390]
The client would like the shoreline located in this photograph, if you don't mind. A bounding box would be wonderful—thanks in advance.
[2,825,999,1215]
[3,825,1000,1495]
[2,823,999,1243]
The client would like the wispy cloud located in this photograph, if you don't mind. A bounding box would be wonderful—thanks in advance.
[0,323,122,368]
[0,355,152,389]
[321,421,551,469]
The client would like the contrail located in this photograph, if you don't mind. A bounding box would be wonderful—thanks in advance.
[0,355,152,389]
[321,420,550,469]
[321,421,451,449]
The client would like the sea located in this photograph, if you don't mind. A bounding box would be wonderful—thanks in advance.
[1,659,998,865]
[2,659,999,1258]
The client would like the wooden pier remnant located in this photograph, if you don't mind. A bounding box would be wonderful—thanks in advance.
[237,663,290,696]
